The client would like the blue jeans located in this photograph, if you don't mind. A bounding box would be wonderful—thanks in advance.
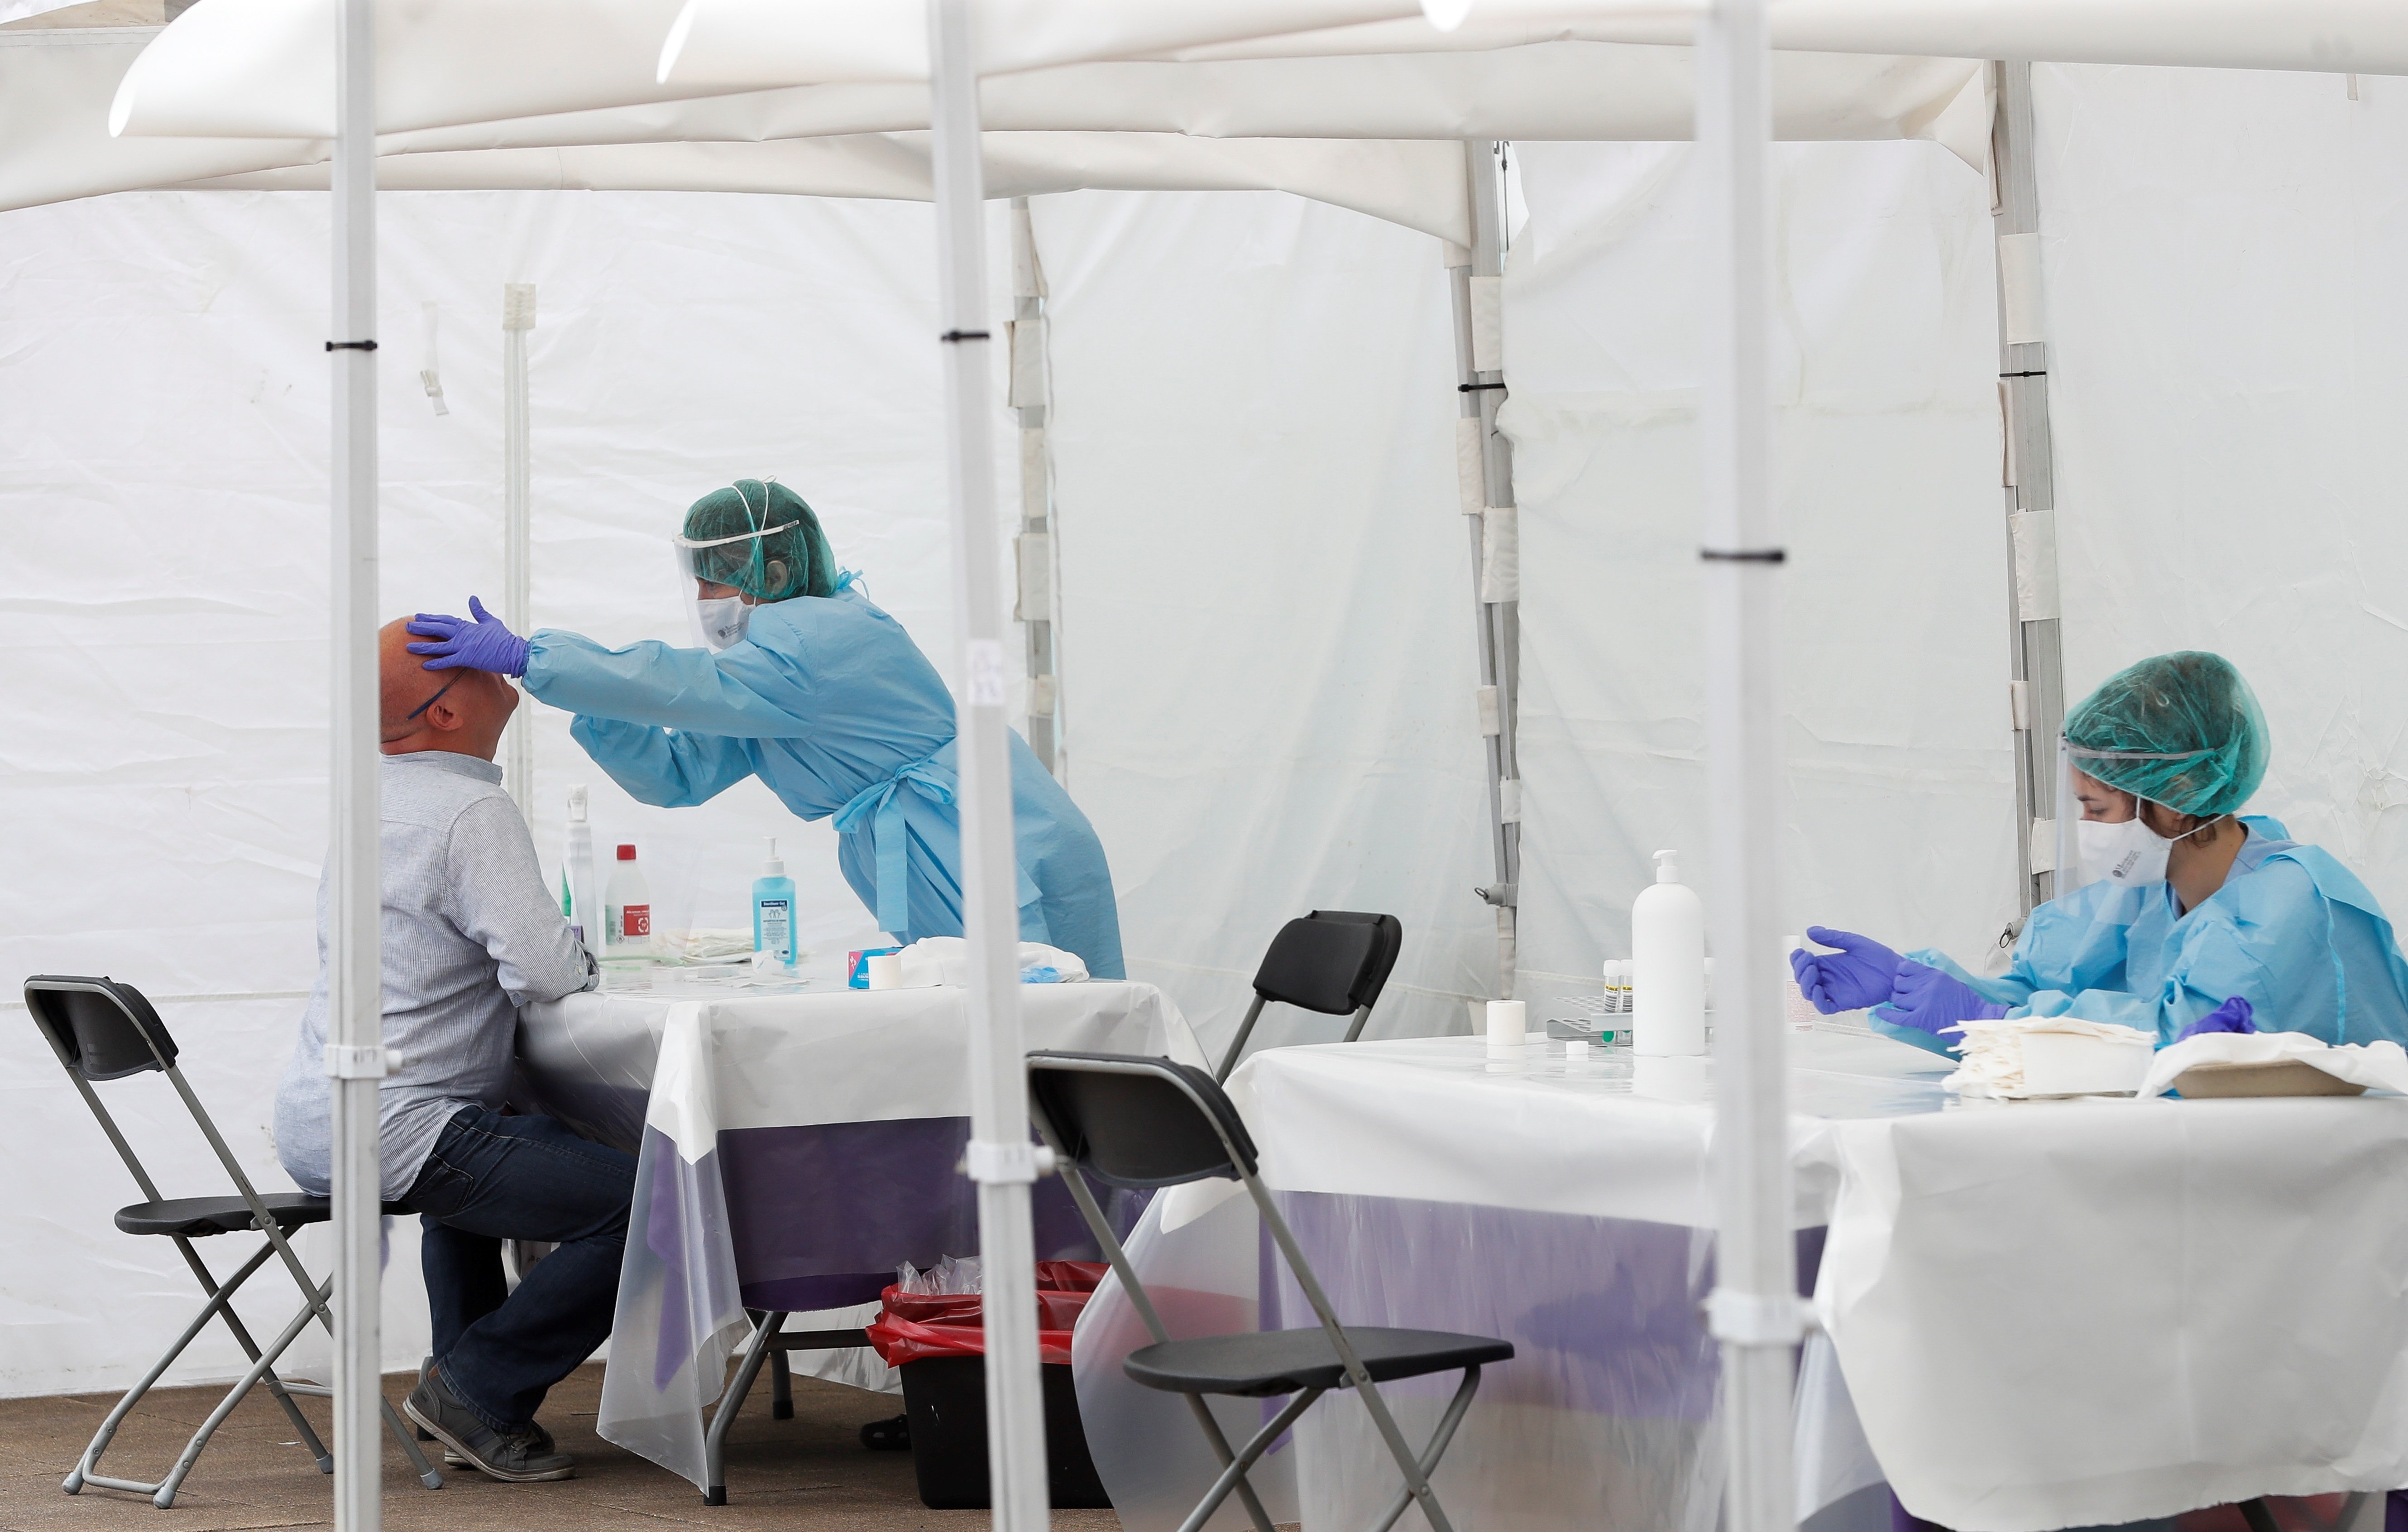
[404,1107,635,1431]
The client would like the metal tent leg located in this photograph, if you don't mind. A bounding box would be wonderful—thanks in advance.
[1448,140,1523,1003]
[1992,60,2068,916]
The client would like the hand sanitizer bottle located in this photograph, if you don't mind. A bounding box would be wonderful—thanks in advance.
[753,838,797,967]
[604,843,653,957]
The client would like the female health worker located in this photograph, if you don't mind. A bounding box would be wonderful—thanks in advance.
[1793,651,2408,1053]
[406,479,1125,979]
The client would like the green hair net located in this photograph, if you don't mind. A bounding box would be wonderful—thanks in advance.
[679,479,838,602]
[2063,651,2269,818]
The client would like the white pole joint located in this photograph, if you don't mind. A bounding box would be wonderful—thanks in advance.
[963,1140,1056,1185]
[1703,1288,1815,1347]
[323,1044,400,1079]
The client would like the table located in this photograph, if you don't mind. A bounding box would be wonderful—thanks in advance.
[514,970,1206,1491]
[1071,1033,2408,1532]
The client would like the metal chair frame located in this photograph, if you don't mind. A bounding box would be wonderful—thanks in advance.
[700,1312,871,1504]
[25,975,442,1507]
[1215,910,1403,1083]
[1029,1050,1497,1532]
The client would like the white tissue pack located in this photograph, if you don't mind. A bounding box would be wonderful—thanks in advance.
[1945,1016,2155,1099]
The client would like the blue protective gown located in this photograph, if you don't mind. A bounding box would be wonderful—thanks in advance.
[1888,816,2408,1053]
[523,587,1125,979]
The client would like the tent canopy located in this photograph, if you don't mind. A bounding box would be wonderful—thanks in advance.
[6,17,1990,232]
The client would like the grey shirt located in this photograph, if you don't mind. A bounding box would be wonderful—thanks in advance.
[274,751,595,1199]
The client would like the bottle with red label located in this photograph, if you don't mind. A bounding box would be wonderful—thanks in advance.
[603,842,654,957]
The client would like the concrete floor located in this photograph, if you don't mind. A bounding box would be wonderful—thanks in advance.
[0,1366,1124,1532]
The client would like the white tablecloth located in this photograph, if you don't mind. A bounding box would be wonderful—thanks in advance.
[1073,1032,2408,1532]
[516,972,1205,1489]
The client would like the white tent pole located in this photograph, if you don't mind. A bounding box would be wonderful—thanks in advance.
[1992,61,2065,915]
[325,0,383,1526]
[926,2,1048,1529]
[502,282,535,814]
[1697,4,1799,1532]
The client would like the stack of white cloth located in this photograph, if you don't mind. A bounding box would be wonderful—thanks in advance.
[895,936,1090,988]
[1943,1016,2154,1099]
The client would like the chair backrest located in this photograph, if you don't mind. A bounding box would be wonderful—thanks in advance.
[1027,1051,1259,1188]
[1251,910,1403,1016]
[26,975,178,1082]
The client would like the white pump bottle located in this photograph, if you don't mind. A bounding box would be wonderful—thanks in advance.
[1632,848,1706,1057]
[565,784,598,952]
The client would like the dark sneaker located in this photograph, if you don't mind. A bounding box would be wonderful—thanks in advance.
[403,1367,575,1483]
[860,1413,910,1451]
[439,1417,555,1469]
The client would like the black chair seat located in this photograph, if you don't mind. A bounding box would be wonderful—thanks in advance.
[116,1192,413,1238]
[1125,1326,1514,1399]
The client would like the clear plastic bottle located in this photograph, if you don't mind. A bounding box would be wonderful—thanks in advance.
[564,785,598,951]
[752,838,797,967]
[604,842,653,957]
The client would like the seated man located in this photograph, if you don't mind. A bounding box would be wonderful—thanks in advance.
[273,619,623,1483]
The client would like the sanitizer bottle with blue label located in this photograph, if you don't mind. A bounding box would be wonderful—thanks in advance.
[753,838,797,967]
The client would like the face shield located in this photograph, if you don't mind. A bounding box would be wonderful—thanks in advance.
[672,518,799,652]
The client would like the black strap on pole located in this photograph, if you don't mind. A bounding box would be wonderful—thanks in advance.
[1699,548,1786,564]
[325,340,378,351]
[939,329,991,343]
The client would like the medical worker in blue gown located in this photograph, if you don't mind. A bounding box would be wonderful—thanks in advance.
[405,479,1125,979]
[1791,651,2408,1055]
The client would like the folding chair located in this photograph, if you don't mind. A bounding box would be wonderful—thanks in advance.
[24,975,443,1507]
[1028,1050,1510,1532]
[1214,909,1403,1082]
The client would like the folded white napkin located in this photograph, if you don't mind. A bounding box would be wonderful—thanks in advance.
[895,936,1091,989]
[2134,1030,2408,1099]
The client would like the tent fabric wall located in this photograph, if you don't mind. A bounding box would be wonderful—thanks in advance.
[1029,188,1496,1057]
[0,186,1016,1397]
[2035,64,2408,916]
[1501,138,2021,1004]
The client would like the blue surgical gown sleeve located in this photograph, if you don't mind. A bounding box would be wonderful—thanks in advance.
[524,629,819,738]
[2009,868,2309,1040]
[569,715,757,809]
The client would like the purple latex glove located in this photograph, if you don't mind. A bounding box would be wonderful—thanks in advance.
[1881,959,2011,1040]
[1790,927,1905,1014]
[407,596,528,678]
[2175,994,2255,1042]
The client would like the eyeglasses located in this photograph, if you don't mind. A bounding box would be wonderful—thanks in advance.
[403,673,460,722]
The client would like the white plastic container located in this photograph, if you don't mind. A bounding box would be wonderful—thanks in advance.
[603,842,654,957]
[1632,849,1705,1057]
[564,785,598,951]
[1485,999,1526,1054]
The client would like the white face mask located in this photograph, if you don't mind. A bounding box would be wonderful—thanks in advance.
[2075,816,2171,888]
[694,595,751,652]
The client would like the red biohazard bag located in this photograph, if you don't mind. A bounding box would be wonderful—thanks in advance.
[865,1263,1111,1366]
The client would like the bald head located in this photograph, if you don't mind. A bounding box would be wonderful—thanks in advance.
[380,618,518,758]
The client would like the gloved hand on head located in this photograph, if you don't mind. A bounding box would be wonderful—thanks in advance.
[1789,927,1903,1014]
[1878,960,2011,1044]
[407,596,528,678]
[2175,994,2255,1041]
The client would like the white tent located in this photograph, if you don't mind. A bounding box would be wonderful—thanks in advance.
[11,1,2408,1528]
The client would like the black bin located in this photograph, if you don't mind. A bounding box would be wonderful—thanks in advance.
[898,1355,1111,1510]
